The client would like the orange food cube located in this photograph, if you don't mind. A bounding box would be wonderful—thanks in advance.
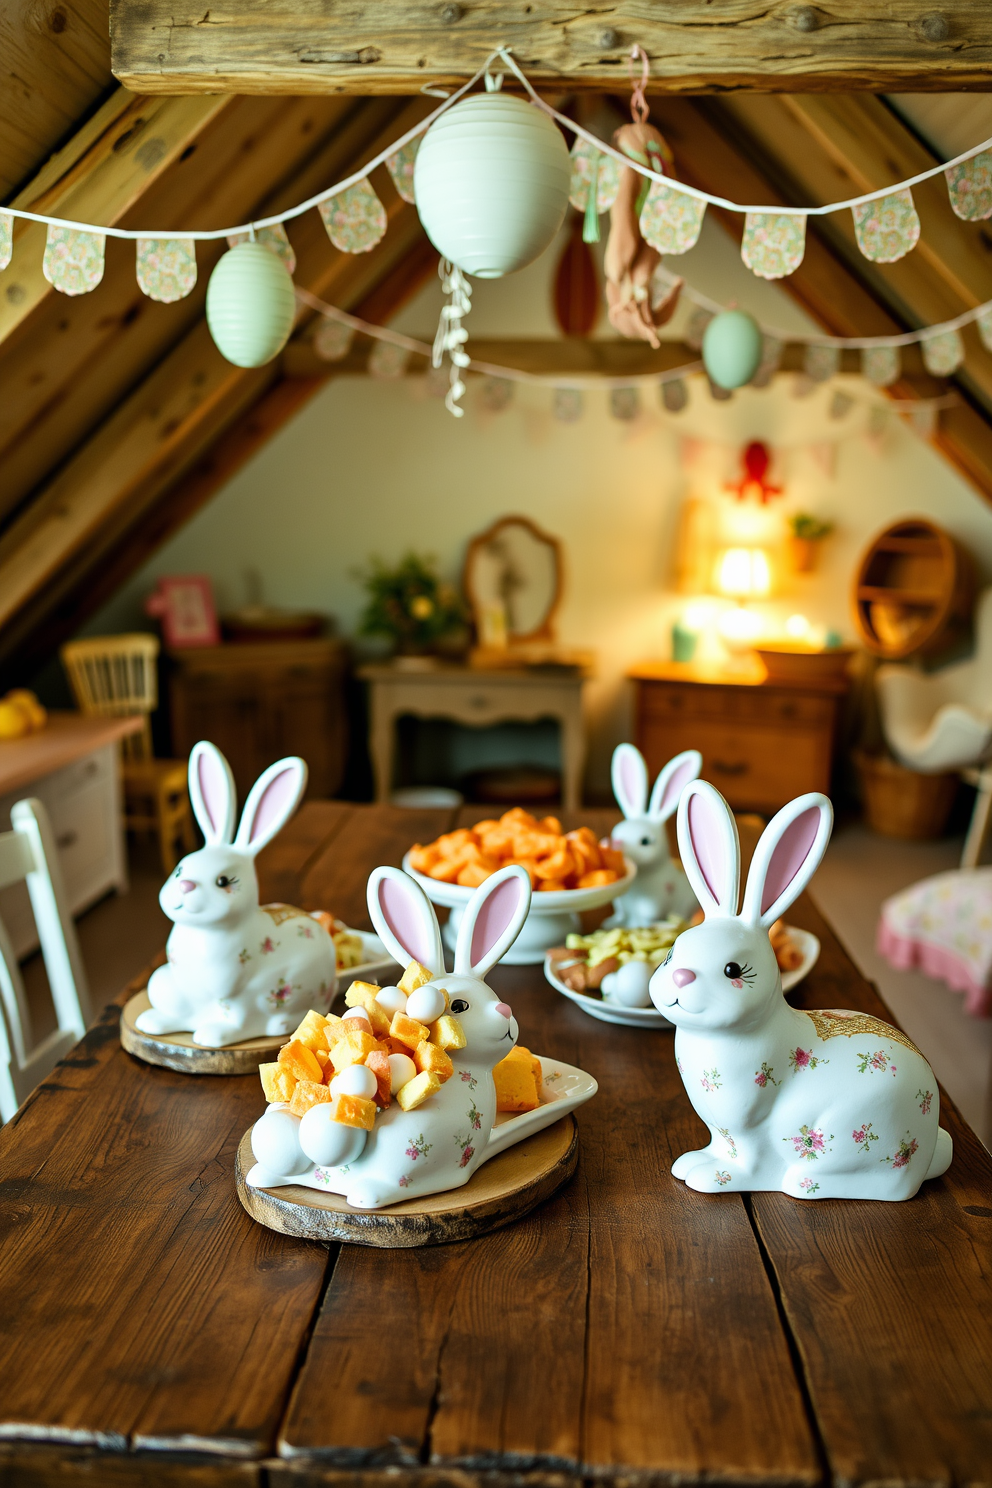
[398,960,434,995]
[329,1093,378,1129]
[566,830,602,872]
[259,1062,296,1104]
[599,845,627,875]
[407,844,438,873]
[456,861,494,888]
[429,856,464,883]
[344,982,392,1036]
[365,1050,393,1107]
[390,1011,430,1049]
[289,1079,334,1117]
[534,849,571,880]
[493,1050,541,1112]
[429,1014,466,1051]
[329,1028,376,1072]
[278,1039,323,1083]
[506,1044,543,1093]
[290,1010,332,1053]
[315,1049,331,1077]
[537,878,568,892]
[309,910,337,935]
[539,816,562,835]
[395,1070,442,1111]
[415,1039,454,1083]
[578,868,618,889]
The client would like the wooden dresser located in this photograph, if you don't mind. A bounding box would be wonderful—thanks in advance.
[167,640,348,802]
[629,659,849,814]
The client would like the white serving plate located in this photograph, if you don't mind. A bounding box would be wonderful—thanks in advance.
[401,851,637,965]
[543,925,820,1028]
[334,926,395,987]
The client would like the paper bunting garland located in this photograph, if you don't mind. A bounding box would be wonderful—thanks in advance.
[568,139,622,215]
[313,319,355,361]
[227,224,296,274]
[921,327,964,376]
[319,181,387,254]
[861,345,900,387]
[946,150,992,221]
[684,308,713,351]
[368,339,409,379]
[661,378,687,413]
[0,212,11,272]
[708,377,732,402]
[610,386,640,421]
[386,141,420,205]
[804,344,840,383]
[741,213,806,280]
[43,226,105,295]
[480,376,513,412]
[135,238,197,303]
[851,190,920,264]
[866,404,890,452]
[553,387,583,423]
[751,336,783,389]
[640,182,705,256]
[829,390,855,420]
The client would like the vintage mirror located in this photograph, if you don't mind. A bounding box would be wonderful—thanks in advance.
[463,516,563,647]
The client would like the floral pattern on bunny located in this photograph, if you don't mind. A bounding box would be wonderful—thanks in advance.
[606,744,701,927]
[248,863,533,1209]
[136,742,335,1048]
[649,781,952,1201]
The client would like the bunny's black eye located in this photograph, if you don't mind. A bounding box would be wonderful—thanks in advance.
[724,962,742,979]
[215,874,238,889]
[450,998,470,1014]
[640,836,651,846]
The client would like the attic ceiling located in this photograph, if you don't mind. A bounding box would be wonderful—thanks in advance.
[3,3,992,689]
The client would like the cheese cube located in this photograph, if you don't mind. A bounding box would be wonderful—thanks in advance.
[290,1010,331,1053]
[414,1040,454,1083]
[506,1043,543,1094]
[330,1093,378,1129]
[395,1070,442,1111]
[330,1028,376,1072]
[344,983,391,1037]
[493,1049,540,1112]
[278,1039,323,1083]
[289,1079,334,1117]
[259,1061,296,1104]
[364,1050,393,1107]
[398,960,434,995]
[390,1011,430,1050]
[429,1014,466,1051]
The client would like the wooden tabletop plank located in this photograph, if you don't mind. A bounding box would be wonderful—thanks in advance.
[256,799,354,907]
[755,893,992,1488]
[301,806,459,929]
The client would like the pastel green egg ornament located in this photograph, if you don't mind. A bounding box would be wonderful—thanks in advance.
[206,240,296,367]
[702,309,763,389]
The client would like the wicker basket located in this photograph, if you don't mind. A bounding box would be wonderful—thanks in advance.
[854,750,958,840]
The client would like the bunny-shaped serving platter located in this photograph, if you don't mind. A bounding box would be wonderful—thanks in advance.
[605,744,701,928]
[239,864,597,1244]
[120,742,336,1075]
[650,780,953,1201]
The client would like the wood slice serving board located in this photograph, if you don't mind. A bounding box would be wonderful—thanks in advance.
[235,1116,578,1247]
[120,991,285,1075]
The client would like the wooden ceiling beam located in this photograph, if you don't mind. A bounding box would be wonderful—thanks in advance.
[109,1,992,95]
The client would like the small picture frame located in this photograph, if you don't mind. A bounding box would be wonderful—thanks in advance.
[145,575,220,649]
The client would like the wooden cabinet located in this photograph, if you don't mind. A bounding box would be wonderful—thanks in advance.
[168,640,348,802]
[629,661,848,814]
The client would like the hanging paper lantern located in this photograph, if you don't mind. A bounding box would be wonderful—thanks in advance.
[413,94,570,278]
[702,309,763,389]
[205,241,296,368]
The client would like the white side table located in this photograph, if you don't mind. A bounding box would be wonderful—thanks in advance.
[359,664,587,810]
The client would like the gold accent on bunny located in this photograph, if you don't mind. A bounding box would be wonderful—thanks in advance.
[804,1008,922,1058]
[262,903,309,925]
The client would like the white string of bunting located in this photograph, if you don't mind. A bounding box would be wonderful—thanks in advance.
[3,44,992,316]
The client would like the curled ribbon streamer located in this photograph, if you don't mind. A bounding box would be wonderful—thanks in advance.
[0,212,12,272]
[432,260,472,417]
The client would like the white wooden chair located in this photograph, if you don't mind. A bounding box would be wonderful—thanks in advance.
[0,797,91,1122]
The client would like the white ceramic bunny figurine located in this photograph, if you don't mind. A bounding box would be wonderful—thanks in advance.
[248,863,532,1210]
[606,743,702,927]
[136,741,335,1048]
[649,780,952,1200]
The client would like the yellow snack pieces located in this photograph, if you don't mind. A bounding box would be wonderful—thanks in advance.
[330,1093,378,1129]
[259,1062,296,1104]
[330,1028,376,1072]
[396,1069,443,1111]
[398,960,433,994]
[278,1039,323,1083]
[428,1014,466,1051]
[414,1040,454,1083]
[493,1045,542,1113]
[289,1079,333,1118]
[290,1010,332,1053]
[390,1011,430,1050]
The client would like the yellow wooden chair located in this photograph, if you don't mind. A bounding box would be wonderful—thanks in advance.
[60,635,195,874]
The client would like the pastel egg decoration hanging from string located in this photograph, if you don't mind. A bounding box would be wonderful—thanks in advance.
[205,240,296,367]
[702,309,764,389]
[413,93,571,278]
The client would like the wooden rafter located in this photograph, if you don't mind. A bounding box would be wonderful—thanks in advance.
[109,0,992,95]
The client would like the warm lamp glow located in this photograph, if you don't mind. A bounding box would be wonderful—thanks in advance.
[715,546,772,599]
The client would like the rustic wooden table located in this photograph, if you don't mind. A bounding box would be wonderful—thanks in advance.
[1,802,991,1488]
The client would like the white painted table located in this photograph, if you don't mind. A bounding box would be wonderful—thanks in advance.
[359,663,587,810]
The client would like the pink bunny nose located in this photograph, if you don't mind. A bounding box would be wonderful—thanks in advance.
[178,879,196,894]
[672,968,696,988]
[495,1002,512,1019]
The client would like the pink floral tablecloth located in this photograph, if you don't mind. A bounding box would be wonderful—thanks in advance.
[878,867,992,1017]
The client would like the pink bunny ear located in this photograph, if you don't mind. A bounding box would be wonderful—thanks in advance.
[367,867,444,976]
[188,742,235,845]
[649,749,703,823]
[454,865,531,978]
[612,743,648,819]
[234,758,307,855]
[742,793,833,929]
[676,780,740,919]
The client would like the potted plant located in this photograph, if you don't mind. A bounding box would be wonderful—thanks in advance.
[788,513,834,572]
[357,552,469,663]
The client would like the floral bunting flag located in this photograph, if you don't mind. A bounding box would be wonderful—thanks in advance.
[921,327,964,376]
[610,386,640,421]
[829,389,855,420]
[640,181,705,256]
[568,139,621,215]
[480,376,513,412]
[554,386,583,423]
[0,212,12,272]
[685,308,713,351]
[977,306,992,355]
[661,378,687,413]
[751,336,783,388]
[227,224,296,274]
[851,190,920,264]
[135,238,197,302]
[741,213,806,280]
[862,345,900,387]
[866,404,890,452]
[386,140,420,205]
[946,150,992,221]
[708,376,732,402]
[368,339,409,380]
[42,225,105,295]
[803,344,840,382]
[313,319,354,361]
[319,180,387,254]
